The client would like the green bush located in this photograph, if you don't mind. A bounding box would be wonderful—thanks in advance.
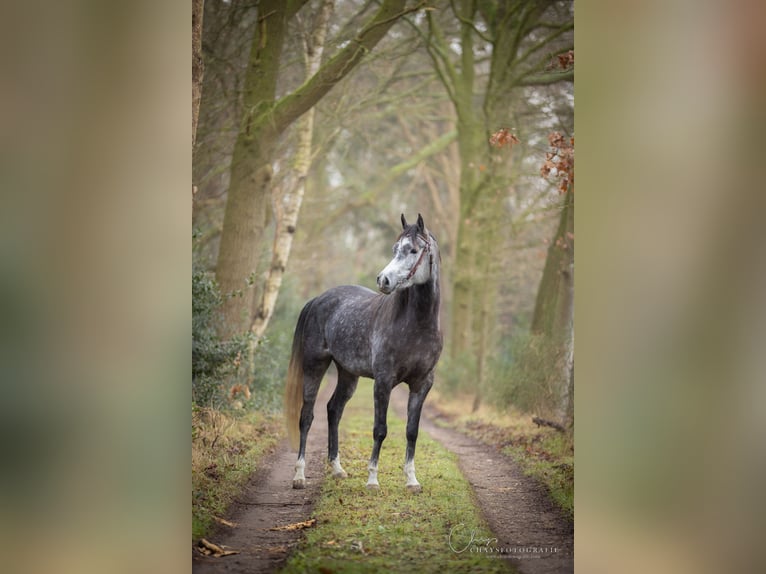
[192,231,320,412]
[246,331,290,412]
[192,265,249,407]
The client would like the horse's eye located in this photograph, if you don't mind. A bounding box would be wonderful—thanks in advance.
[410,248,417,255]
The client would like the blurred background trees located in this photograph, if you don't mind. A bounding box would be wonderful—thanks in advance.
[192,0,574,426]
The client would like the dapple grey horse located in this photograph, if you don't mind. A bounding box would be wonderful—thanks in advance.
[284,214,442,492]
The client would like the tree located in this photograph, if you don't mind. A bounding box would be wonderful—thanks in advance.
[528,132,574,427]
[193,0,261,266]
[214,0,413,338]
[492,126,574,424]
[250,0,334,341]
[414,0,573,408]
[192,0,205,150]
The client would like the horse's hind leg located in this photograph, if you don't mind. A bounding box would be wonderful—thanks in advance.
[403,373,434,493]
[293,359,330,489]
[326,366,358,479]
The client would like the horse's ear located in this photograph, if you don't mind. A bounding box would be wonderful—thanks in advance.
[416,213,425,233]
[401,213,408,229]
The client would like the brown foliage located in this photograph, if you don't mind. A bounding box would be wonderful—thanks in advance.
[489,127,520,149]
[541,131,574,194]
[557,49,574,70]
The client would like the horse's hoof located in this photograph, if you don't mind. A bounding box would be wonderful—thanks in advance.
[366,483,380,491]
[332,469,348,479]
[293,478,306,489]
[406,484,422,494]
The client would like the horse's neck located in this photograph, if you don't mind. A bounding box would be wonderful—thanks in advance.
[417,241,441,325]
[397,271,441,329]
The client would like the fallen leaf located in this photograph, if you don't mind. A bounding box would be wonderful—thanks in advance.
[196,538,240,557]
[269,518,317,531]
[213,516,237,528]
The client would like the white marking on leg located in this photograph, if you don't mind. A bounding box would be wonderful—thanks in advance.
[329,456,347,479]
[366,461,379,490]
[292,457,306,489]
[404,460,421,493]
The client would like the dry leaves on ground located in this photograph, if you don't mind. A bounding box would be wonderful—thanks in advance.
[196,538,240,557]
[213,516,237,528]
[268,518,317,531]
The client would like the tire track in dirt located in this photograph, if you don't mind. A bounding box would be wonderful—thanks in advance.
[192,380,337,574]
[389,385,574,574]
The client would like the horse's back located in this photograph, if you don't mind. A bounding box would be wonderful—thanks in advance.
[307,285,379,376]
[320,284,377,302]
[312,284,379,334]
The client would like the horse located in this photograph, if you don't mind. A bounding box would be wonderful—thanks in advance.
[284,213,443,493]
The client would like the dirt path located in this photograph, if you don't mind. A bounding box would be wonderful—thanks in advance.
[389,385,574,574]
[194,379,573,574]
[192,381,336,574]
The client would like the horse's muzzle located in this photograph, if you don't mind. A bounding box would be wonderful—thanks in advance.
[377,273,394,294]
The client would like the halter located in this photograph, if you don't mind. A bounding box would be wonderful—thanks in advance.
[404,233,432,281]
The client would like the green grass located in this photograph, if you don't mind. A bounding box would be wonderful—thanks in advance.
[192,406,283,540]
[281,382,514,574]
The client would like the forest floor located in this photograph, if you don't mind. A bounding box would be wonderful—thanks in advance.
[192,378,573,574]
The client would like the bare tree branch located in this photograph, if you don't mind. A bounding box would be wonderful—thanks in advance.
[270,0,420,133]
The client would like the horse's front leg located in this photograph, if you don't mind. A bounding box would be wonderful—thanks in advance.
[366,378,393,490]
[403,373,434,493]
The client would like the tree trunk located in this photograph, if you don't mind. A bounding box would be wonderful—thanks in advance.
[564,353,574,431]
[214,0,408,338]
[472,267,492,412]
[214,0,288,338]
[530,189,574,337]
[192,0,204,151]
[446,1,486,361]
[250,0,334,342]
[529,187,574,421]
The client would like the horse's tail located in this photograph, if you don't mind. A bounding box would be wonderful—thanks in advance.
[285,299,314,451]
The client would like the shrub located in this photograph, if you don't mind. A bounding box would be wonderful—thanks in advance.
[192,266,249,407]
[246,331,290,412]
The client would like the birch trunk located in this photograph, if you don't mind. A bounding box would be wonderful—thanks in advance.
[250,0,334,343]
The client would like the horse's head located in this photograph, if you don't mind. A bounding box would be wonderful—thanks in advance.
[376,213,437,294]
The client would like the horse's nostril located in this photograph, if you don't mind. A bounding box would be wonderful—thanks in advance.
[383,276,390,286]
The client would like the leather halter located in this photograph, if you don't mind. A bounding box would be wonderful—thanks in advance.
[404,233,432,281]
